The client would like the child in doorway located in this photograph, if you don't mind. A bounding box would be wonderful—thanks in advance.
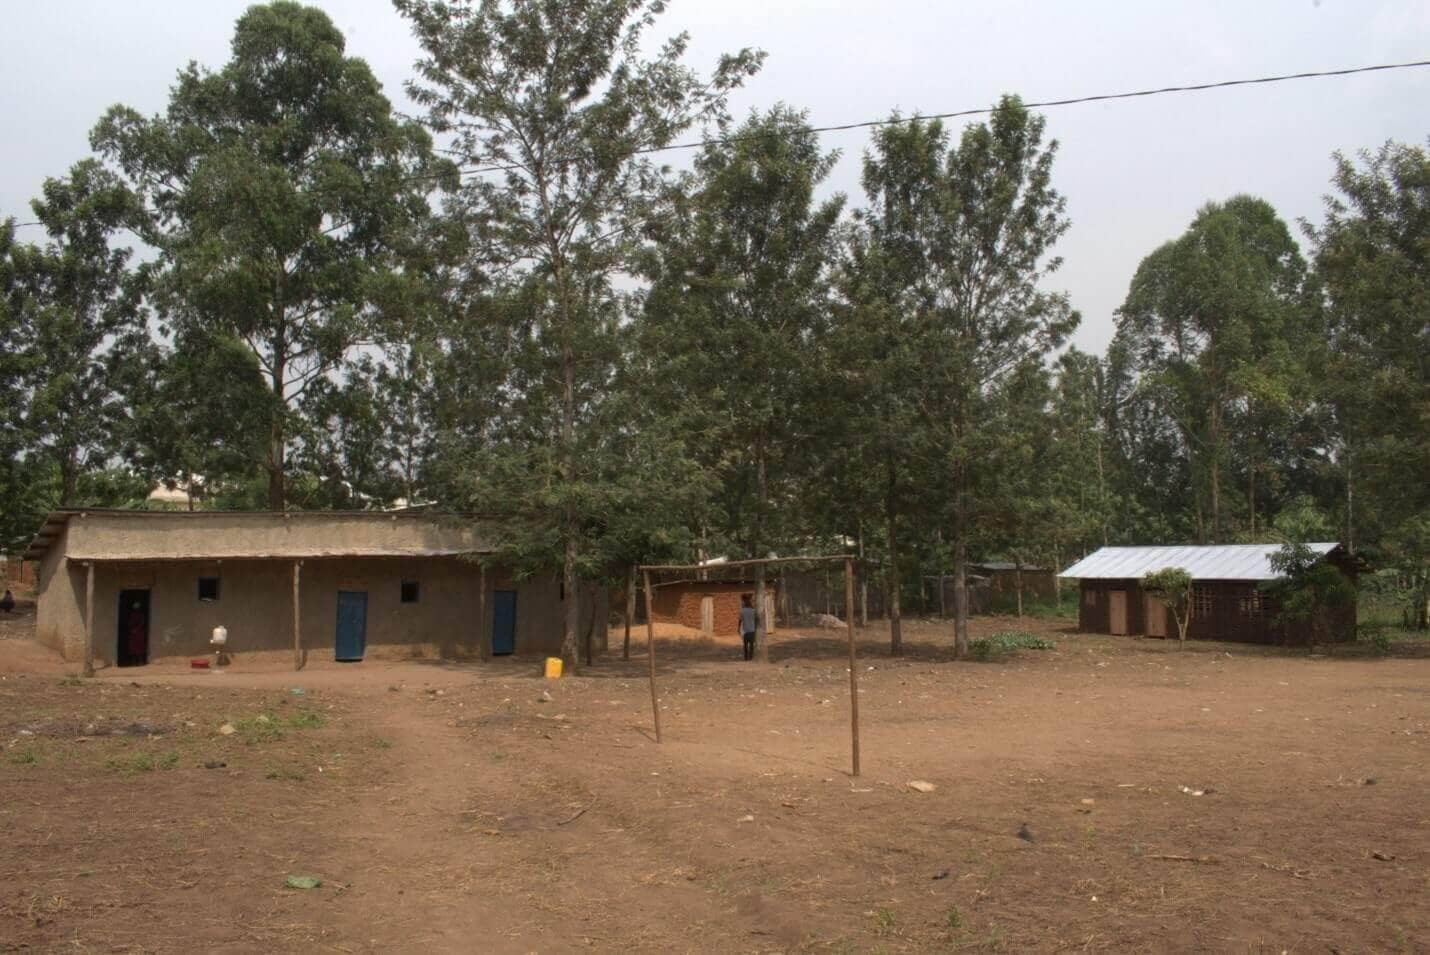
[739,594,757,661]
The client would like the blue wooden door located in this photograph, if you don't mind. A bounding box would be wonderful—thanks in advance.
[491,590,517,655]
[335,591,367,661]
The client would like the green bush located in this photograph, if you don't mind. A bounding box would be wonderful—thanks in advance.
[970,630,1054,660]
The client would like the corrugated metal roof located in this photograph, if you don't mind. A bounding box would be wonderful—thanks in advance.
[1060,543,1340,581]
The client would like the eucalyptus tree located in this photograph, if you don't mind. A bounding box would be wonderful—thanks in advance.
[5,160,147,507]
[638,105,842,661]
[831,116,949,654]
[916,98,1078,658]
[1309,140,1430,625]
[1116,196,1307,543]
[92,1,455,510]
[397,0,762,666]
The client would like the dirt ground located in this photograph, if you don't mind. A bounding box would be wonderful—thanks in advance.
[2,613,1427,954]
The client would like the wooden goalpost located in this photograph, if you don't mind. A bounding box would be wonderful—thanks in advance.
[637,555,862,776]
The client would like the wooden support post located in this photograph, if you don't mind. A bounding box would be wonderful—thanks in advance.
[846,557,860,777]
[82,561,95,678]
[292,560,303,671]
[643,570,662,743]
[479,564,489,661]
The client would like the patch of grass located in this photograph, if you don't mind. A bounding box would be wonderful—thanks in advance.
[8,745,40,766]
[265,765,307,782]
[106,752,154,774]
[59,676,85,687]
[106,749,180,775]
[944,906,963,931]
[872,906,897,936]
[970,630,1055,660]
[370,736,393,750]
[235,716,285,744]
[287,710,326,730]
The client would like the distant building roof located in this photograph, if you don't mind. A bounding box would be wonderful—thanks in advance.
[970,561,1048,572]
[1060,543,1340,582]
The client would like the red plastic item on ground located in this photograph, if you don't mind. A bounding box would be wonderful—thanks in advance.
[190,658,210,669]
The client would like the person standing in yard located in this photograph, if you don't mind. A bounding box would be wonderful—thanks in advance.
[739,594,757,661]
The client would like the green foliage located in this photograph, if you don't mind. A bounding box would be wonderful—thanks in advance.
[8,745,40,766]
[286,710,326,730]
[1266,542,1356,647]
[1142,567,1193,644]
[93,1,456,510]
[1114,195,1311,544]
[105,749,178,775]
[640,105,843,561]
[400,0,761,664]
[969,631,1054,660]
[2,160,148,509]
[1309,140,1430,627]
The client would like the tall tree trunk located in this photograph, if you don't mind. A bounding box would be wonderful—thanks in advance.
[559,339,579,670]
[1248,456,1256,536]
[1015,560,1024,621]
[268,298,287,511]
[953,474,970,659]
[1344,446,1355,554]
[582,581,596,666]
[1095,440,1109,546]
[58,449,78,507]
[1208,400,1222,543]
[623,564,635,660]
[953,539,970,659]
[753,436,770,663]
[754,565,768,664]
[886,464,902,655]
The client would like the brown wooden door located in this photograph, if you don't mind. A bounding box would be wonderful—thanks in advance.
[1144,595,1166,637]
[1109,590,1128,635]
[700,596,714,636]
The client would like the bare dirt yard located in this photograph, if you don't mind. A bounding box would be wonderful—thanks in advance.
[2,613,1427,953]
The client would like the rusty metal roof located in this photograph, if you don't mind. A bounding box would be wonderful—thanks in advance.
[1060,543,1340,581]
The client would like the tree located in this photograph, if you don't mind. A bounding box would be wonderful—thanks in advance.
[1266,543,1356,649]
[911,100,1078,658]
[1116,196,1308,543]
[641,106,842,661]
[1308,140,1429,627]
[1142,567,1193,646]
[92,1,455,510]
[123,331,276,509]
[829,116,950,654]
[399,0,761,668]
[6,160,147,506]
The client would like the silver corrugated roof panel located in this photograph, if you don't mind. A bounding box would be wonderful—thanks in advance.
[1060,543,1340,581]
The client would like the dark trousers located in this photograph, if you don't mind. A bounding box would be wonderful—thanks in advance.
[742,631,756,660]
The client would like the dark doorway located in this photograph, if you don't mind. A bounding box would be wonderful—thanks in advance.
[117,589,150,667]
[335,591,368,661]
[492,590,517,655]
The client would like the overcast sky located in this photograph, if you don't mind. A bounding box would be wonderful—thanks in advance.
[3,0,1426,354]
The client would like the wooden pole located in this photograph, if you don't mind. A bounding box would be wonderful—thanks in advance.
[479,564,489,661]
[82,561,95,678]
[292,560,302,671]
[845,557,860,777]
[642,570,662,743]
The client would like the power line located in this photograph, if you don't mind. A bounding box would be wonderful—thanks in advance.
[6,56,1429,225]
[450,57,1430,177]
